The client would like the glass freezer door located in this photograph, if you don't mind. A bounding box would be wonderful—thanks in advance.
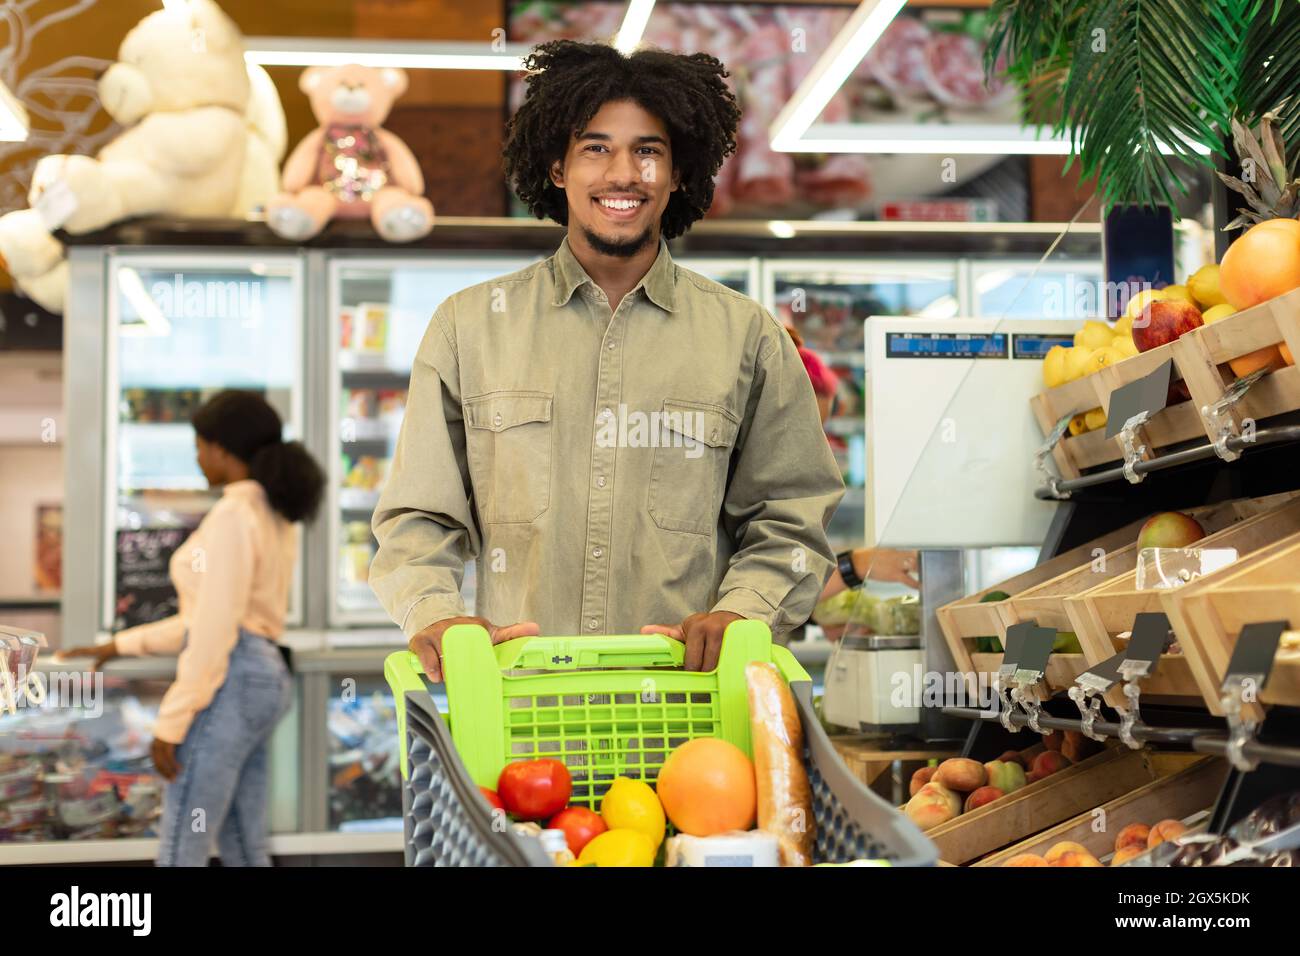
[761,259,958,553]
[330,256,540,626]
[104,254,304,632]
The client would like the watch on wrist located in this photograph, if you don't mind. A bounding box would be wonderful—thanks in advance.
[837,550,864,590]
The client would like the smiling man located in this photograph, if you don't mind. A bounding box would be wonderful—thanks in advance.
[370,40,845,679]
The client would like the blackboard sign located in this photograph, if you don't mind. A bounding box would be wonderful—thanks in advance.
[114,525,197,631]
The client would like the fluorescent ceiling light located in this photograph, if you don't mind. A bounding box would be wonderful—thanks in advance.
[0,80,29,142]
[614,0,656,53]
[770,0,1212,157]
[767,220,796,238]
[770,0,907,152]
[244,38,529,71]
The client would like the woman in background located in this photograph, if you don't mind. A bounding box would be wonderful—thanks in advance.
[63,390,324,866]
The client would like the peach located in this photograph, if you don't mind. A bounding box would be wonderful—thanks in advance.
[1031,751,1071,778]
[1148,819,1188,848]
[997,750,1027,768]
[1025,771,1043,784]
[1042,733,1063,753]
[984,760,1028,794]
[934,757,987,792]
[1004,854,1050,867]
[1137,512,1205,550]
[1053,850,1104,867]
[1111,845,1145,866]
[1061,731,1103,764]
[1044,841,1089,864]
[905,782,960,831]
[1114,823,1151,853]
[964,786,1005,812]
[909,765,936,798]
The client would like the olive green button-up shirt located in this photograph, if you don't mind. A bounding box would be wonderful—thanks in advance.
[370,235,846,641]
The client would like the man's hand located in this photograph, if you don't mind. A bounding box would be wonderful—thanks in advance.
[855,548,920,590]
[409,616,540,682]
[151,738,180,781]
[57,639,120,671]
[642,611,744,672]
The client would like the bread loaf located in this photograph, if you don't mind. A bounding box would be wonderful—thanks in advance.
[745,661,814,866]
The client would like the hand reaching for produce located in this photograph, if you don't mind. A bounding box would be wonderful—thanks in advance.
[856,548,921,589]
[409,616,540,682]
[57,639,120,671]
[151,737,180,782]
[641,611,744,672]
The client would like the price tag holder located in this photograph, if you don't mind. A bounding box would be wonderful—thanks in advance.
[1105,358,1173,440]
[1119,612,1174,680]
[1011,623,1057,686]
[1076,651,1126,695]
[1220,621,1287,695]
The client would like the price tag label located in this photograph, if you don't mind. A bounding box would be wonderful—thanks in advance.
[1105,359,1173,439]
[1012,623,1057,685]
[1221,621,1288,694]
[1123,612,1174,678]
[1076,651,1125,694]
[998,622,1033,681]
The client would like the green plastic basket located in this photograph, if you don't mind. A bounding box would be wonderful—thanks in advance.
[385,619,807,806]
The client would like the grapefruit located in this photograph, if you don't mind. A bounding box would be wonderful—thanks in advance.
[655,737,756,836]
[1219,218,1300,310]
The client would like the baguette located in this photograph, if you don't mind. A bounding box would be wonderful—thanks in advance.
[745,661,815,866]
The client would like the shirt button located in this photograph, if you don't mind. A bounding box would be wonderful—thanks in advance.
[601,408,613,420]
[592,547,602,558]
[588,618,598,630]
[711,429,719,441]
[493,413,503,427]
[596,476,606,488]
[607,341,616,350]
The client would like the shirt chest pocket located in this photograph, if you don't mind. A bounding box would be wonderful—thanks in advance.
[464,390,554,524]
[647,399,740,536]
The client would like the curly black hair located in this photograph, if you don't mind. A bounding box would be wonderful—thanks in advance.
[503,40,741,240]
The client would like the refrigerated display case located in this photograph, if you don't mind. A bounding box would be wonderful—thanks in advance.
[762,260,958,552]
[970,259,1103,320]
[104,253,306,632]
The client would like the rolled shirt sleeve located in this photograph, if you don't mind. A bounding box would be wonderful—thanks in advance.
[114,613,186,657]
[712,315,846,637]
[152,503,254,743]
[370,304,480,639]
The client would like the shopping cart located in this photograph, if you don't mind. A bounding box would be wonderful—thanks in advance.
[384,619,936,867]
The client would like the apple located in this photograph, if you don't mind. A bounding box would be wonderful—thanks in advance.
[964,786,1005,812]
[984,759,1028,794]
[1133,299,1203,352]
[1137,512,1206,550]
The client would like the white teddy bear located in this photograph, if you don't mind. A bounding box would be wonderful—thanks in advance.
[0,0,285,314]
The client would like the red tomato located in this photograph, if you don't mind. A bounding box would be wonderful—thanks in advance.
[479,787,505,812]
[548,806,607,855]
[497,759,572,820]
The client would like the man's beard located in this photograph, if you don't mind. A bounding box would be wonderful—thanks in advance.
[581,223,654,258]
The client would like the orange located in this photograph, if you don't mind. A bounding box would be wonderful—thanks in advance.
[1281,342,1294,366]
[1228,346,1284,379]
[1220,218,1300,310]
[655,737,756,836]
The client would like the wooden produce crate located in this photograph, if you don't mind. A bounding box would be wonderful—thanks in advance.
[974,755,1228,866]
[939,500,1258,693]
[937,515,1156,682]
[1165,532,1300,720]
[1030,287,1300,480]
[1066,494,1300,711]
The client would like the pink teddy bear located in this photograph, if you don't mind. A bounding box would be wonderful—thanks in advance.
[267,64,433,242]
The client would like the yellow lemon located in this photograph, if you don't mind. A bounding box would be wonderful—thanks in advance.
[1113,315,1134,338]
[1088,345,1124,374]
[577,829,656,867]
[1042,344,1069,388]
[1161,284,1195,305]
[1064,346,1096,382]
[1068,413,1088,437]
[1188,263,1228,309]
[1113,336,1139,358]
[600,777,666,849]
[1124,288,1168,320]
[1084,407,1107,432]
[1203,303,1237,324]
[1074,320,1116,349]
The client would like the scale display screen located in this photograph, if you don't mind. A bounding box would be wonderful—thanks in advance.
[885,332,1008,359]
[1011,333,1075,359]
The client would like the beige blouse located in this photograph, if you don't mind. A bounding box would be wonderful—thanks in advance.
[115,480,297,743]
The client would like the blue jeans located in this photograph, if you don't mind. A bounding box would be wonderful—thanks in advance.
[157,630,292,866]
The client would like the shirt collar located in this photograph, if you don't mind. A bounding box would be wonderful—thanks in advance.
[223,479,264,499]
[551,234,677,313]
